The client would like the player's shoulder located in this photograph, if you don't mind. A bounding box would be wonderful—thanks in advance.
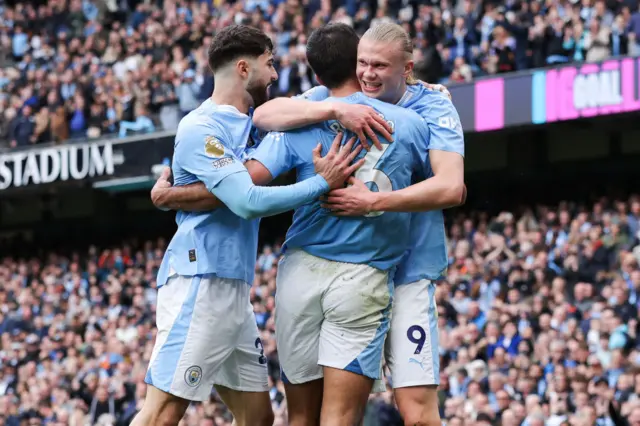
[295,85,330,101]
[177,102,247,145]
[405,83,458,114]
[261,130,287,144]
[178,101,220,131]
[405,83,452,102]
[265,125,320,144]
[364,95,422,120]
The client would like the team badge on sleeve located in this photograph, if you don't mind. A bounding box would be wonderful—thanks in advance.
[205,136,225,158]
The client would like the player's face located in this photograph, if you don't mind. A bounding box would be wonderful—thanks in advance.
[247,51,278,108]
[357,39,412,103]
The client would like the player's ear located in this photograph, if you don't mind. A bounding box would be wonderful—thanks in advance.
[236,59,250,79]
[315,75,325,87]
[403,59,414,80]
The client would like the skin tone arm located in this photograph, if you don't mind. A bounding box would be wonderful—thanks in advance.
[253,98,392,150]
[251,82,451,149]
[321,149,465,215]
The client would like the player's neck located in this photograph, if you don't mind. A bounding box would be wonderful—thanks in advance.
[211,81,252,115]
[329,80,362,98]
[388,82,408,105]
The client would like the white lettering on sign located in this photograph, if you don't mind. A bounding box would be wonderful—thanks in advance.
[0,143,118,190]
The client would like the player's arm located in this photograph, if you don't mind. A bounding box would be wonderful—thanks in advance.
[370,149,465,212]
[417,81,452,100]
[151,129,320,212]
[252,97,336,130]
[199,133,361,220]
[150,164,272,212]
[165,128,361,219]
[323,150,464,214]
[212,166,326,220]
[252,89,392,149]
[323,96,466,214]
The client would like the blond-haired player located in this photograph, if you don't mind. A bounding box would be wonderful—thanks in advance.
[254,22,465,426]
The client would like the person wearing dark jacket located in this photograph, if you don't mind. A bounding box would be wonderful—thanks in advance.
[9,105,35,147]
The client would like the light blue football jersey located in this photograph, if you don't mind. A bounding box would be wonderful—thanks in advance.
[157,100,258,287]
[295,86,330,101]
[157,100,329,288]
[292,84,465,285]
[250,92,430,271]
[393,84,464,285]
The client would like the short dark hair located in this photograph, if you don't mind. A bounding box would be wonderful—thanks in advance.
[306,23,359,89]
[208,25,273,73]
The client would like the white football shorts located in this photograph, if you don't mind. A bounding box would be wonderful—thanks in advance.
[385,279,440,388]
[275,249,393,384]
[145,274,269,401]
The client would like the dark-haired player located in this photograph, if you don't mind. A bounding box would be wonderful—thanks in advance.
[150,23,437,426]
[253,22,465,426]
[130,24,359,426]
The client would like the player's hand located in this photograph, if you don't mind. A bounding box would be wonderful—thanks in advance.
[421,82,452,100]
[151,167,173,211]
[313,133,364,190]
[321,177,376,216]
[333,103,393,151]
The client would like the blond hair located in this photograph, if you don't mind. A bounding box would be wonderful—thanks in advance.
[361,22,417,84]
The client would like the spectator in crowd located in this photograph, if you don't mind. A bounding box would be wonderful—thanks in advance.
[176,69,201,118]
[118,105,155,138]
[0,194,639,425]
[8,104,35,148]
[2,0,638,148]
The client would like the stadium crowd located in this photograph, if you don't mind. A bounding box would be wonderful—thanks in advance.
[1,0,640,146]
[0,194,639,425]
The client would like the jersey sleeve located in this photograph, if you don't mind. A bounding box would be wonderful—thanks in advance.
[212,168,329,220]
[175,120,329,220]
[174,121,247,192]
[411,116,433,177]
[249,130,307,179]
[292,85,331,101]
[423,95,465,157]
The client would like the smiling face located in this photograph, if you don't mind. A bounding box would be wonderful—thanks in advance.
[356,22,414,103]
[356,35,413,104]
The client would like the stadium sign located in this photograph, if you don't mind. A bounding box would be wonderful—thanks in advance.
[534,58,640,123]
[447,55,640,132]
[0,131,176,193]
[0,142,118,190]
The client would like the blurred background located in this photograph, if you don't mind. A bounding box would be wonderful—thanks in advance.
[1,0,640,425]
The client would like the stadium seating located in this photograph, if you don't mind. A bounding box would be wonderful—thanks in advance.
[1,0,638,146]
[0,197,639,425]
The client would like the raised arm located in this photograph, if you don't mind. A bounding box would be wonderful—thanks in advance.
[253,83,451,133]
[253,95,392,149]
[252,97,338,131]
